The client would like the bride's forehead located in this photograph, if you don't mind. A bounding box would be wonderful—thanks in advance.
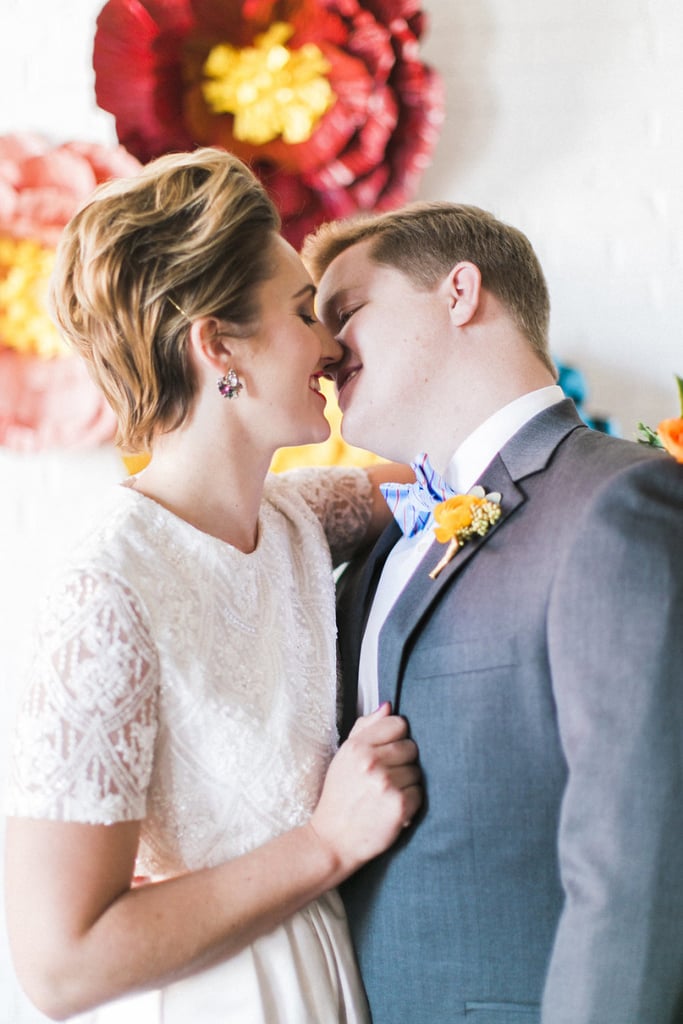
[259,236,313,294]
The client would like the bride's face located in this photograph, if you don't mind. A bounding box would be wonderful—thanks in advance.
[238,236,342,452]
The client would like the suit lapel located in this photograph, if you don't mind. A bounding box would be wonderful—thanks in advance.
[337,520,401,737]
[377,455,523,708]
[377,399,586,711]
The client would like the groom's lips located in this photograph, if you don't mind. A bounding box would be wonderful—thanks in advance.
[336,365,361,408]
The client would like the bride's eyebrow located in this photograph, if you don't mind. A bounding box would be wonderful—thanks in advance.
[291,283,317,302]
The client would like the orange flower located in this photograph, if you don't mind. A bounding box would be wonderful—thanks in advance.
[429,487,502,580]
[657,417,683,463]
[433,494,482,543]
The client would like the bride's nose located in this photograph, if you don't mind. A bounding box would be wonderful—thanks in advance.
[317,321,343,367]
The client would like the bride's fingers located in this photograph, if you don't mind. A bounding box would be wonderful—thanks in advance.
[385,763,422,791]
[347,710,412,752]
[401,784,423,826]
[348,702,392,736]
[372,737,419,768]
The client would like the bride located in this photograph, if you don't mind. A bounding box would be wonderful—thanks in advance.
[4,148,419,1023]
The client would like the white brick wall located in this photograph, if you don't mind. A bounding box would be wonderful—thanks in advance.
[1,2,681,1019]
[418,0,683,433]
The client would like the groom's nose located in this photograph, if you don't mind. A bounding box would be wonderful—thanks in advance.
[327,346,354,390]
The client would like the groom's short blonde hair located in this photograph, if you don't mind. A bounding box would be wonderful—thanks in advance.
[302,201,555,377]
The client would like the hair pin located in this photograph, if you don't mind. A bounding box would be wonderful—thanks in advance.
[167,295,190,320]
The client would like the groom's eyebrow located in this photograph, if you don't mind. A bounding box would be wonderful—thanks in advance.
[317,287,346,327]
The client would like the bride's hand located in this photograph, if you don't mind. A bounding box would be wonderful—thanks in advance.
[308,702,422,879]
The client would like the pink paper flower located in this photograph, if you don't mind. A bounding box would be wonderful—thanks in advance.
[0,348,118,452]
[0,134,141,451]
[0,134,141,247]
[93,0,444,247]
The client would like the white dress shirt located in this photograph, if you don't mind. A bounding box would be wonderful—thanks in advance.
[356,385,565,714]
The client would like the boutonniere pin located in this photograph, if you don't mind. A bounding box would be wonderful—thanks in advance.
[637,374,683,463]
[429,487,502,580]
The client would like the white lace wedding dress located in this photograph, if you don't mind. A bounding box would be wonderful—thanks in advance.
[6,467,374,1023]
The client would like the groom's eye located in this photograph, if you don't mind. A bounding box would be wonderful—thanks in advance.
[338,308,356,328]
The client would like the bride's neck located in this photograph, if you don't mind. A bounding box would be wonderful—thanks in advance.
[130,429,271,553]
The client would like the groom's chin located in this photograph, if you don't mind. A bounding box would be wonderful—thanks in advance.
[341,424,391,463]
[340,405,398,461]
[340,416,371,455]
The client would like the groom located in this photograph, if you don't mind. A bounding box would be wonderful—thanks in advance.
[303,203,683,1023]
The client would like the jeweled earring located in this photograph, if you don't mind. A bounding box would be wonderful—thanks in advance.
[217,368,243,399]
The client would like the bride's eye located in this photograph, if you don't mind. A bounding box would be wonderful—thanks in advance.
[298,310,318,326]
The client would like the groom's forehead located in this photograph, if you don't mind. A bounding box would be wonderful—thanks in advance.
[316,247,369,316]
[317,242,406,319]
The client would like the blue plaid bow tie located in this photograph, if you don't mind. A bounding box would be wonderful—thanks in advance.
[380,452,457,537]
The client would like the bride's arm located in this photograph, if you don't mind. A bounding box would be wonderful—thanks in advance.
[364,462,415,537]
[281,462,414,566]
[6,702,420,1021]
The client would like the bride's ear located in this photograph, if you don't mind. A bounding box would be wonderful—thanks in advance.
[445,261,482,327]
[188,317,234,374]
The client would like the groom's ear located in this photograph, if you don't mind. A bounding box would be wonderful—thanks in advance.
[444,261,482,327]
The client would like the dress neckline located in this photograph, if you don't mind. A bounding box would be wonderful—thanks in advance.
[117,477,267,558]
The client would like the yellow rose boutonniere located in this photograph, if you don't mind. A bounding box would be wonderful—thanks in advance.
[637,375,683,463]
[429,487,502,580]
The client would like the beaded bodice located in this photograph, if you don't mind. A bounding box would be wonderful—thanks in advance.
[7,467,372,878]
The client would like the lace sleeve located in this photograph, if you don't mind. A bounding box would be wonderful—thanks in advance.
[6,567,160,825]
[279,466,374,566]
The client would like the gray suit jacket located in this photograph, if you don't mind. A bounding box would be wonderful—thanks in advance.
[337,401,683,1024]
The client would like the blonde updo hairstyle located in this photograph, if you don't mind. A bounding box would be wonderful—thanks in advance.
[51,148,281,452]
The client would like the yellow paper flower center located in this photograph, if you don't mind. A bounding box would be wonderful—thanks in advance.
[202,22,336,145]
[0,236,68,358]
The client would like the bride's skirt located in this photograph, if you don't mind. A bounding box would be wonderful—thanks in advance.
[71,891,369,1024]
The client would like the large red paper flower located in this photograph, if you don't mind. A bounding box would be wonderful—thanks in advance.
[0,134,141,451]
[93,0,444,247]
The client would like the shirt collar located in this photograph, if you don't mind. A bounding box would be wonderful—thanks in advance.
[444,385,565,494]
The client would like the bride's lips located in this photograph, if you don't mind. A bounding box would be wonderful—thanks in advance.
[309,374,327,402]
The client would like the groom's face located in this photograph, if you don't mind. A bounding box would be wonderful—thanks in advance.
[316,238,448,463]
